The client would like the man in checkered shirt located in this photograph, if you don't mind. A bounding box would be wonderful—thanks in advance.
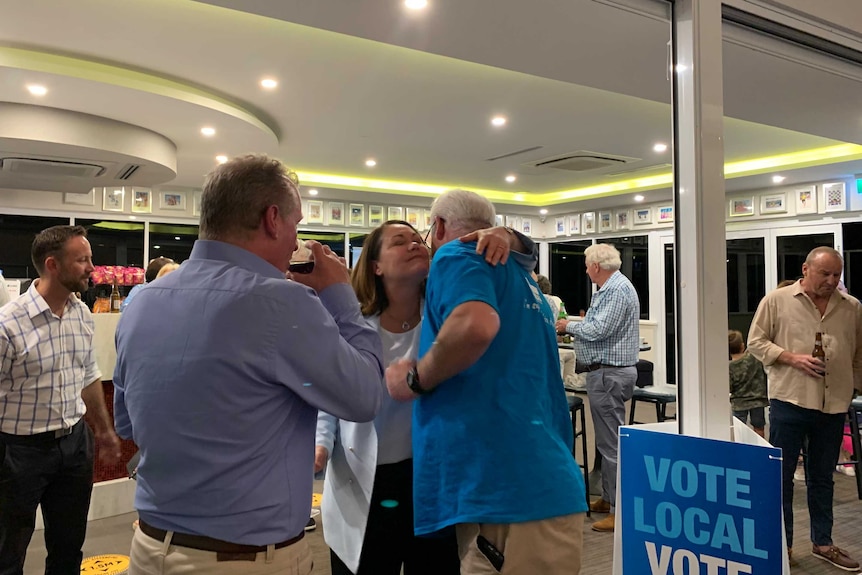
[0,225,121,574]
[556,243,640,534]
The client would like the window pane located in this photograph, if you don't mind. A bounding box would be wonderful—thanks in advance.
[664,244,676,385]
[0,214,70,281]
[348,233,368,268]
[550,241,592,316]
[77,219,145,269]
[842,221,862,296]
[298,231,345,257]
[726,238,765,341]
[148,223,199,263]
[776,233,834,284]
[610,236,649,319]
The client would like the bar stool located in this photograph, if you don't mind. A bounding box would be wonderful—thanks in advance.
[567,393,590,516]
[629,384,677,425]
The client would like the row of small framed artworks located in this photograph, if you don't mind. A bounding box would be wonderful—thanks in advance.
[303,200,435,229]
[554,205,675,236]
[64,187,203,216]
[728,183,846,218]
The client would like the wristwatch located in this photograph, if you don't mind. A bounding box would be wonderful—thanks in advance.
[406,367,429,395]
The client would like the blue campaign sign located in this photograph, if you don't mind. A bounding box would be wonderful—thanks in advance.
[620,428,782,574]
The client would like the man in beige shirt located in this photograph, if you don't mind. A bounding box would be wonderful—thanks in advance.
[748,246,862,571]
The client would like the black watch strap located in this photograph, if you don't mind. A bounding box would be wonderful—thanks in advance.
[407,367,429,395]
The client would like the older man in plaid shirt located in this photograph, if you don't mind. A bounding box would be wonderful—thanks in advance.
[556,243,640,533]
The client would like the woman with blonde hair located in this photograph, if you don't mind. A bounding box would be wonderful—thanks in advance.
[315,220,534,575]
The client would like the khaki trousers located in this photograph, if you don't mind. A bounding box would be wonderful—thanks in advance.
[455,513,585,574]
[128,528,313,575]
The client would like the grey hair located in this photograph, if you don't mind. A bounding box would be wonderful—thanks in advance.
[430,189,496,234]
[199,154,299,241]
[585,243,622,271]
[804,246,842,266]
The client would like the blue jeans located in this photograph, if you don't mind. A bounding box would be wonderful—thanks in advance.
[769,399,845,547]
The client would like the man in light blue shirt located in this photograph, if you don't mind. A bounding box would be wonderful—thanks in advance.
[119,256,174,311]
[556,243,640,533]
[114,154,384,574]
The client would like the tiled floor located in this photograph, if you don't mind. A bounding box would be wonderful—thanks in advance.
[22,399,862,574]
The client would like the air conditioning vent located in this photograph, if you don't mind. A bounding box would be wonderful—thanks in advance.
[0,157,106,179]
[527,151,640,172]
[606,163,672,177]
[116,164,141,180]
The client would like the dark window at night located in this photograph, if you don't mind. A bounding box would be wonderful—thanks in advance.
[549,241,592,316]
[726,238,765,339]
[843,222,862,297]
[148,223,199,263]
[0,214,70,282]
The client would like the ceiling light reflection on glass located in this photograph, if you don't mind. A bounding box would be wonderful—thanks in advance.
[27,84,48,96]
[260,78,278,89]
[491,116,507,127]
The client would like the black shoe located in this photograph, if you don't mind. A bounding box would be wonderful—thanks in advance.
[304,517,316,532]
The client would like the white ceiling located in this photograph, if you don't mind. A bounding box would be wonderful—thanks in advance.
[1,0,861,213]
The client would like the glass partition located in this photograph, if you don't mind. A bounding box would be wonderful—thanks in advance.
[726,238,765,341]
[610,236,649,319]
[0,214,71,283]
[549,240,592,316]
[149,223,199,263]
[776,232,834,284]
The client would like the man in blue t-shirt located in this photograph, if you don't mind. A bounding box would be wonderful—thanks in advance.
[386,189,587,574]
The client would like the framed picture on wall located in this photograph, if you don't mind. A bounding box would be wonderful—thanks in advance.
[192,191,202,216]
[582,212,596,233]
[103,187,125,212]
[327,201,345,225]
[425,209,434,231]
[729,197,754,217]
[307,200,324,224]
[634,207,652,225]
[521,218,532,236]
[795,186,817,215]
[568,214,580,235]
[494,214,504,228]
[369,205,384,226]
[349,204,365,227]
[555,217,566,236]
[598,211,613,232]
[131,188,152,214]
[64,188,96,206]
[615,210,630,230]
[823,182,846,212]
[406,207,421,229]
[388,206,403,221]
[657,205,674,223]
[505,215,519,229]
[760,193,786,214]
[160,191,186,211]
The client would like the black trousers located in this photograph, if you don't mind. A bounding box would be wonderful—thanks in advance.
[330,458,459,575]
[0,420,94,575]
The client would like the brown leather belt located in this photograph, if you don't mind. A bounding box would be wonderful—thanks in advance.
[139,519,304,562]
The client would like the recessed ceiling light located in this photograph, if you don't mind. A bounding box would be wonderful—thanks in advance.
[505,175,516,183]
[365,159,377,167]
[491,116,507,127]
[772,175,786,183]
[153,245,161,249]
[308,189,319,196]
[653,143,668,153]
[174,236,181,240]
[404,0,428,9]
[26,84,48,96]
[201,127,216,137]
[539,209,549,215]
[260,78,278,89]
[634,194,645,202]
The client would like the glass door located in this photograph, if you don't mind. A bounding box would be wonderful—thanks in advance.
[773,224,842,287]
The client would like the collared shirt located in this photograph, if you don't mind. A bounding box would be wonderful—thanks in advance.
[119,282,145,311]
[566,270,640,367]
[0,280,101,435]
[113,239,384,546]
[748,280,862,414]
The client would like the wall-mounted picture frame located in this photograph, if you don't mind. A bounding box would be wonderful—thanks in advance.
[582,212,596,233]
[349,203,365,227]
[192,191,202,217]
[388,206,403,221]
[616,210,630,230]
[505,215,519,229]
[406,207,421,229]
[327,201,345,226]
[131,188,152,214]
[424,209,434,231]
[823,182,846,212]
[369,205,384,227]
[555,217,566,236]
[307,200,324,224]
[521,218,532,236]
[760,193,786,214]
[598,211,613,232]
[494,214,504,228]
[634,207,652,225]
[160,190,186,211]
[729,197,754,217]
[568,214,580,235]
[64,188,96,206]
[795,186,817,215]
[103,187,125,212]
[657,205,674,223]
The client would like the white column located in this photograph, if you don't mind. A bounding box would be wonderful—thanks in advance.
[538,241,549,277]
[673,0,730,439]
[143,220,150,266]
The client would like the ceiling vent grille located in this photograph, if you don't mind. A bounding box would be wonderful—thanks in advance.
[0,157,106,179]
[116,164,141,180]
[527,151,640,172]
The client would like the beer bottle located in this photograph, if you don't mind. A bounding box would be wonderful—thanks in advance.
[812,332,826,377]
[110,279,121,313]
